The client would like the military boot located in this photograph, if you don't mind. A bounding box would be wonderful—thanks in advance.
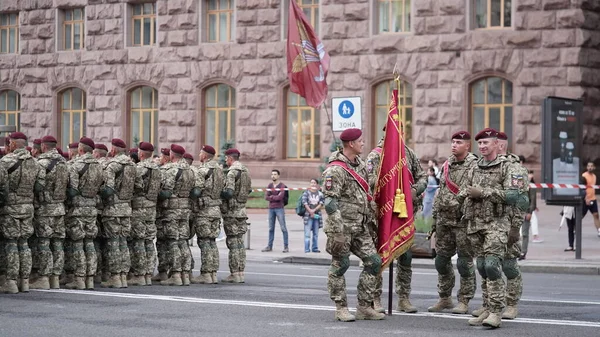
[152,272,168,282]
[238,272,245,283]
[49,275,60,289]
[182,272,190,286]
[468,310,489,326]
[471,306,485,317]
[452,302,469,314]
[191,273,212,284]
[120,273,128,288]
[334,303,356,322]
[101,274,122,288]
[65,276,86,290]
[85,276,95,290]
[129,275,146,286]
[101,272,110,283]
[0,274,6,285]
[356,302,385,320]
[29,276,50,290]
[502,306,518,319]
[428,297,453,312]
[60,273,74,285]
[211,272,218,284]
[145,274,152,286]
[221,272,242,283]
[397,298,418,313]
[161,272,183,286]
[482,312,502,328]
[19,278,29,293]
[373,298,386,313]
[1,279,19,294]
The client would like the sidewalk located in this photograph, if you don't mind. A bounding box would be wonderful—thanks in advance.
[236,179,600,275]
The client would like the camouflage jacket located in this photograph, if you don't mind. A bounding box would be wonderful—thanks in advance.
[0,148,45,216]
[501,153,530,228]
[132,157,160,209]
[159,158,191,210]
[67,153,102,216]
[36,149,67,217]
[432,153,477,227]
[102,153,133,217]
[221,160,251,218]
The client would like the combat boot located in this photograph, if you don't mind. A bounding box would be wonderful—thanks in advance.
[101,274,122,288]
[29,276,50,290]
[49,275,60,289]
[221,272,243,283]
[356,302,385,320]
[60,273,74,285]
[161,272,183,286]
[428,297,453,312]
[152,272,168,282]
[65,276,86,290]
[482,312,502,328]
[120,273,128,288]
[85,276,95,290]
[145,274,152,286]
[182,272,190,286]
[502,306,518,319]
[19,278,29,293]
[1,279,19,294]
[471,306,485,317]
[452,302,469,314]
[101,272,110,282]
[0,274,6,285]
[211,272,218,284]
[334,303,355,322]
[468,310,489,326]
[397,298,418,313]
[129,275,146,286]
[238,272,245,283]
[191,273,212,284]
[373,298,386,313]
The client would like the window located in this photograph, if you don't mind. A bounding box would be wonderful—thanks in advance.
[131,3,156,46]
[0,90,20,130]
[286,89,320,159]
[473,0,511,29]
[377,0,410,33]
[374,80,412,144]
[61,8,84,50]
[130,86,158,147]
[471,77,513,150]
[0,13,19,54]
[205,84,235,151]
[60,88,86,148]
[283,0,319,39]
[207,0,234,42]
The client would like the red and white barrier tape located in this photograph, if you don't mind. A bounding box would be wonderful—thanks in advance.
[251,184,600,193]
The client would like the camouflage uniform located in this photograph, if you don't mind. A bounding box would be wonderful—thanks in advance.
[94,156,110,281]
[431,153,478,308]
[0,148,45,292]
[220,160,251,282]
[0,165,8,282]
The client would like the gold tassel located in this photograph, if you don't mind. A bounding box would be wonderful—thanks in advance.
[393,189,408,218]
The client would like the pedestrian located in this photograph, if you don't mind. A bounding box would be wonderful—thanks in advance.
[422,167,438,219]
[261,169,289,253]
[561,206,576,251]
[428,159,441,180]
[301,178,323,253]
[581,161,600,236]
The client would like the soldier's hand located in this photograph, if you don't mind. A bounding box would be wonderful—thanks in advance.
[330,232,347,255]
[507,227,520,246]
[467,186,483,199]
[411,188,417,201]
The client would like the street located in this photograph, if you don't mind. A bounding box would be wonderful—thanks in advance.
[1,260,599,337]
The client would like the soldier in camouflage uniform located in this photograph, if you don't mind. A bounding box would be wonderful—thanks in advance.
[93,143,109,282]
[322,128,385,322]
[0,145,9,288]
[152,147,172,283]
[100,138,136,289]
[31,139,42,158]
[156,144,193,286]
[0,132,45,294]
[462,128,529,328]
[130,142,161,286]
[191,145,223,284]
[220,148,251,284]
[29,136,68,290]
[428,131,477,314]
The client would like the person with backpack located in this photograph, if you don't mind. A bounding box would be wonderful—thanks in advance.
[300,178,324,253]
[261,169,289,253]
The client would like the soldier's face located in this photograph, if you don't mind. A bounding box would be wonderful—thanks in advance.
[350,136,364,155]
[477,138,497,156]
[225,156,233,166]
[451,139,469,156]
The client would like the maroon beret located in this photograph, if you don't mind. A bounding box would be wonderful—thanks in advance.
[41,135,57,144]
[33,139,42,145]
[451,131,471,140]
[139,142,154,152]
[26,146,32,152]
[9,132,27,140]
[340,128,362,142]
[94,144,108,151]
[62,152,69,159]
[224,148,240,156]
[129,148,138,154]
[201,145,216,155]
[79,137,94,149]
[69,142,79,149]
[497,132,508,140]
[183,153,194,161]
[474,128,498,141]
[170,144,185,155]
[111,138,126,149]
[57,148,64,155]
[161,148,170,156]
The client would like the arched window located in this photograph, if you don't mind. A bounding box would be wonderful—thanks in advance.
[129,86,158,147]
[0,90,20,130]
[470,77,513,150]
[205,84,235,151]
[59,87,86,147]
[286,89,320,159]
[374,80,412,144]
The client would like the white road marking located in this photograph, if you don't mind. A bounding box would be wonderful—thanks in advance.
[34,289,600,328]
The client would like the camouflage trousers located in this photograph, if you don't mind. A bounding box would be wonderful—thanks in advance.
[195,217,221,274]
[435,225,476,304]
[66,216,99,277]
[101,216,131,275]
[130,208,158,276]
[503,225,522,306]
[326,221,380,307]
[34,216,66,277]
[1,214,34,280]
[223,217,247,273]
[395,251,412,299]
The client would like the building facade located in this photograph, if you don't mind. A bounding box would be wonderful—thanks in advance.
[1,0,599,180]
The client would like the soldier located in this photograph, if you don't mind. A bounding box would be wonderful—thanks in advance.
[129,148,140,164]
[152,147,171,284]
[130,142,161,286]
[160,148,170,166]
[93,144,109,160]
[220,148,251,284]
[31,139,42,158]
[68,142,79,160]
[92,143,109,283]
[428,131,477,314]
[191,145,224,284]
[0,132,45,294]
[322,128,385,322]
[29,136,68,290]
[99,138,136,289]
[463,128,529,328]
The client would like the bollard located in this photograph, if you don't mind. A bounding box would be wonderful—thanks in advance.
[245,222,251,249]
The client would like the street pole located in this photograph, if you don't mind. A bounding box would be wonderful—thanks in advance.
[388,263,393,315]
[575,200,582,259]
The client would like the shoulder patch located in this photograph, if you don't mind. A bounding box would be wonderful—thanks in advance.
[325,176,333,190]
[511,174,524,188]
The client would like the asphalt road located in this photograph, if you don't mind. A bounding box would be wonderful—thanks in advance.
[1,261,599,337]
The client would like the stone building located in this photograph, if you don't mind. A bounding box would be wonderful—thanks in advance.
[0,0,599,180]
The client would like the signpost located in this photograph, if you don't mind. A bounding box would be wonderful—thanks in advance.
[331,97,362,132]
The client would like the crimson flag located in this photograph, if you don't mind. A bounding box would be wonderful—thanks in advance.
[375,89,415,270]
[286,0,330,108]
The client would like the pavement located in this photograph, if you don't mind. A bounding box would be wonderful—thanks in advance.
[221,179,600,275]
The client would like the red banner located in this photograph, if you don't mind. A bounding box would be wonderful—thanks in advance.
[286,0,330,108]
[375,89,415,270]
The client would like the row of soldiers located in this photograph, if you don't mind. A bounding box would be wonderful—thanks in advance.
[0,132,251,293]
[321,127,530,329]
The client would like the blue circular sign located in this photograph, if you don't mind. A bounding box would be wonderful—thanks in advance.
[338,100,354,119]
